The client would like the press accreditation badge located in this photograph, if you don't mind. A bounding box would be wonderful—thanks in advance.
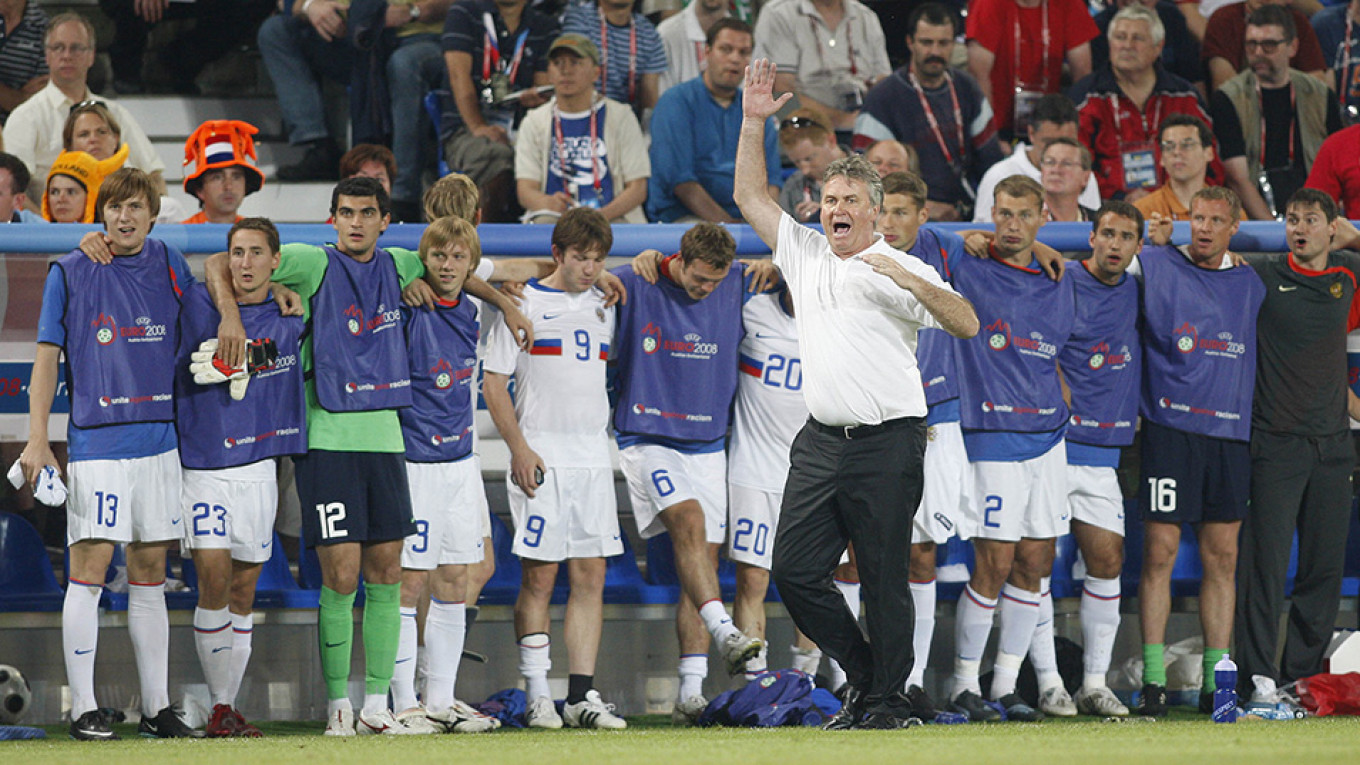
[1121,142,1157,190]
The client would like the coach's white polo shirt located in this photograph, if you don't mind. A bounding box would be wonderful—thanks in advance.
[773,213,955,428]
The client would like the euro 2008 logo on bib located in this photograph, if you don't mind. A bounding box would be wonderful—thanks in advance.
[985,318,1010,351]
[1174,322,1198,354]
[92,313,117,346]
[344,304,364,336]
[430,359,454,390]
[1088,341,1109,370]
[641,322,662,354]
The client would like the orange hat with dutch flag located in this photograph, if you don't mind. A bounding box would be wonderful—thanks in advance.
[183,120,264,197]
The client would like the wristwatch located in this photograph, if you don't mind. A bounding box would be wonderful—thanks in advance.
[408,3,420,22]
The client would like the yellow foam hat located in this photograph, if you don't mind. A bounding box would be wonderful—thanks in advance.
[43,144,130,223]
[183,120,264,196]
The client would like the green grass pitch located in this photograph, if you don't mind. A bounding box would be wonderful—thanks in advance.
[6,714,1360,764]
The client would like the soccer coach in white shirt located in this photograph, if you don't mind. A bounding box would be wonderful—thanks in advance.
[734,59,980,730]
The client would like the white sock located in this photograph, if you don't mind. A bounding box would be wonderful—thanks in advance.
[62,580,103,717]
[361,693,387,716]
[128,580,170,715]
[1029,579,1063,692]
[908,578,937,689]
[994,583,1042,699]
[952,585,997,698]
[228,612,254,707]
[329,697,352,716]
[698,599,740,645]
[991,652,1025,700]
[834,578,861,621]
[744,645,769,680]
[1080,575,1122,690]
[390,606,419,712]
[193,606,233,707]
[415,644,429,702]
[517,631,552,704]
[426,599,467,712]
[678,654,707,700]
[790,645,822,675]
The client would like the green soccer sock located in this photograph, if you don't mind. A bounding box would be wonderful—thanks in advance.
[1142,643,1167,686]
[1203,648,1228,693]
[362,581,403,696]
[318,586,357,700]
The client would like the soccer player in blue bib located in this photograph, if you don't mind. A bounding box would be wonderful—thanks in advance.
[1135,188,1266,716]
[484,208,628,729]
[21,168,201,740]
[177,218,307,737]
[612,222,771,724]
[946,175,1075,724]
[387,217,500,735]
[1056,201,1143,717]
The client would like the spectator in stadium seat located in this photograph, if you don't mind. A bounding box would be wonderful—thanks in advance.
[0,0,49,124]
[515,34,650,224]
[1305,123,1360,214]
[646,18,780,223]
[753,0,891,132]
[340,144,397,195]
[854,2,1002,221]
[98,0,272,95]
[442,0,557,223]
[863,139,917,178]
[181,120,265,225]
[0,151,42,221]
[1091,0,1202,87]
[1202,0,1327,91]
[778,109,848,223]
[43,147,127,223]
[1209,4,1342,219]
[656,0,728,97]
[60,99,187,223]
[966,0,1098,142]
[258,0,449,224]
[1038,137,1096,221]
[1310,0,1360,120]
[562,0,667,112]
[1070,4,1221,203]
[2,13,165,202]
[974,94,1100,222]
[1135,114,1242,220]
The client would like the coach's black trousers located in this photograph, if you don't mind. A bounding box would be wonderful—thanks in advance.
[772,416,925,711]
[1235,429,1354,696]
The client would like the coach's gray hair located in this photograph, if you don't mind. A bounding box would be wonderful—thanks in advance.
[823,154,883,209]
[1110,4,1164,45]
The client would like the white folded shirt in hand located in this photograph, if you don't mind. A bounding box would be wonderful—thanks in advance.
[7,459,69,506]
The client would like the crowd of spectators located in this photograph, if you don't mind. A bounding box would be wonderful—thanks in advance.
[1,1,1360,226]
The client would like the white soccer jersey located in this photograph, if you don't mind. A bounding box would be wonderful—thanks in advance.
[483,279,615,468]
[729,292,807,493]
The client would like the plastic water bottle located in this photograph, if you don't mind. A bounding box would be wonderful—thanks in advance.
[1212,654,1238,723]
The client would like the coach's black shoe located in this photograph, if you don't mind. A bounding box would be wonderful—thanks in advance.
[1136,683,1169,717]
[949,689,1002,722]
[70,710,119,741]
[857,710,923,730]
[138,705,205,738]
[1198,691,1213,715]
[822,685,866,730]
[905,685,939,720]
[998,693,1045,722]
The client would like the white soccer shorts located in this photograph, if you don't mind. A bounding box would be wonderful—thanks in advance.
[1066,463,1125,536]
[618,444,727,542]
[508,466,622,561]
[967,440,1070,542]
[914,419,970,544]
[402,457,488,569]
[67,449,181,545]
[181,459,278,563]
[727,483,779,569]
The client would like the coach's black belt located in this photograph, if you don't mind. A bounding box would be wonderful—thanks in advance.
[808,415,919,440]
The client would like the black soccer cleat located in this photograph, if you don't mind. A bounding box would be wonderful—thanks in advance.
[70,709,119,741]
[138,705,205,738]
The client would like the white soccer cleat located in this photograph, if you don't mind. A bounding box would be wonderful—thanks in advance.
[356,708,420,735]
[720,631,765,676]
[394,706,442,735]
[427,700,500,733]
[526,695,563,729]
[1074,686,1130,717]
[563,690,627,730]
[1039,686,1079,717]
[671,694,708,727]
[323,707,356,737]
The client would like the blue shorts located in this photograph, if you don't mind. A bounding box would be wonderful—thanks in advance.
[1139,421,1250,524]
[296,450,416,546]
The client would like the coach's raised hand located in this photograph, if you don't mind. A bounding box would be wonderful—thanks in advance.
[742,59,791,122]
